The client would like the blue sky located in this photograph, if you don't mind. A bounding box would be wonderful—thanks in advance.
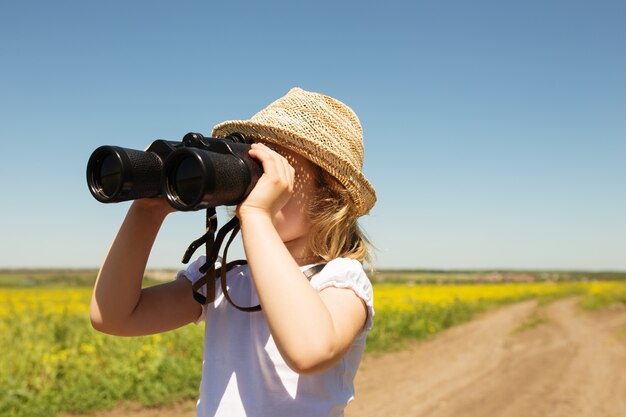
[0,0,624,270]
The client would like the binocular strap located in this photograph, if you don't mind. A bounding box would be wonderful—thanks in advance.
[185,209,327,313]
[187,208,237,307]
[183,208,218,306]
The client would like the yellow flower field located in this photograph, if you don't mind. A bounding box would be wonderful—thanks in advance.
[374,281,584,310]
[367,280,625,351]
[1,280,624,417]
[0,287,91,316]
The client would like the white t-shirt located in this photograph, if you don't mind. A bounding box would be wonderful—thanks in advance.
[178,256,375,417]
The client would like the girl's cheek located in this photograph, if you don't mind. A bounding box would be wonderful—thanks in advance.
[272,206,310,242]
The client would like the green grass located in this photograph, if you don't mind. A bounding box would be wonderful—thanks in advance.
[512,307,549,334]
[365,298,477,352]
[0,304,204,417]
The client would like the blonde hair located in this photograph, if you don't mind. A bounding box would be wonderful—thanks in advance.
[307,169,374,268]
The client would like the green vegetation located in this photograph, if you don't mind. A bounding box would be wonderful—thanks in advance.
[512,307,549,334]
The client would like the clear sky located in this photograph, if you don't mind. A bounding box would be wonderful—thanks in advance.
[0,0,624,271]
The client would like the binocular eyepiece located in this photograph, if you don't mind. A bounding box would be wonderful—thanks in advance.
[86,132,263,211]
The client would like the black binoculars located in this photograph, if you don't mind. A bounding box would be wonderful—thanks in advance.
[86,132,263,211]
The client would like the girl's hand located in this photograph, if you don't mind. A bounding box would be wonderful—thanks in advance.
[130,197,177,221]
[237,143,294,221]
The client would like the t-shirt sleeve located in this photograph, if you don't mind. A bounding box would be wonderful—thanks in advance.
[309,258,375,332]
[176,255,221,324]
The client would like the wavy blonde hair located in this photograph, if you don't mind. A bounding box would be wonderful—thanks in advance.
[307,169,374,268]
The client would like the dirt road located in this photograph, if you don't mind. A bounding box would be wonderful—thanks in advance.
[346,298,626,417]
[70,298,626,417]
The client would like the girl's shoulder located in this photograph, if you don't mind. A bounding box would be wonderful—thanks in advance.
[310,258,374,331]
[312,257,367,281]
[311,257,372,289]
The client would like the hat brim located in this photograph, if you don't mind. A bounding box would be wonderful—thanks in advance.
[212,120,376,215]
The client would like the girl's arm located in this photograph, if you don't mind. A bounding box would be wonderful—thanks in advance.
[238,144,367,374]
[90,199,202,336]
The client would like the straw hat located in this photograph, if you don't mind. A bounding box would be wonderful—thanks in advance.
[212,87,376,215]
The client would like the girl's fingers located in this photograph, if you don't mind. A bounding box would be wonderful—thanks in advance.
[250,144,293,187]
[239,143,296,216]
[249,144,277,173]
[250,147,282,182]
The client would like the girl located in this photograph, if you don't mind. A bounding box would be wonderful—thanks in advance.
[90,87,377,417]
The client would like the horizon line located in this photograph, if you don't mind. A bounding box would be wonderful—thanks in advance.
[1,266,625,274]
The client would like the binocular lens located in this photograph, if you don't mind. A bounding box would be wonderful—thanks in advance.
[172,156,204,206]
[87,145,165,203]
[97,154,123,198]
[87,133,262,209]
